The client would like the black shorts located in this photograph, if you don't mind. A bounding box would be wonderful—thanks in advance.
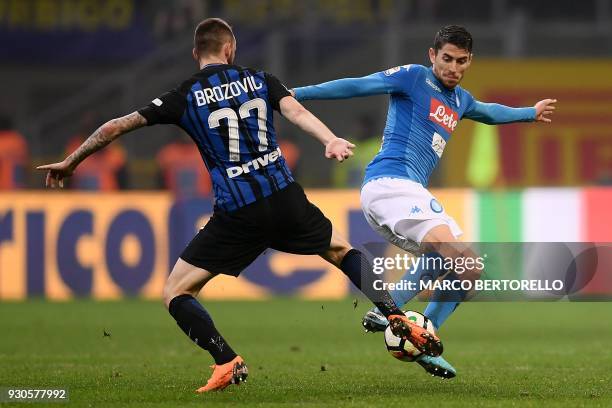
[180,182,333,276]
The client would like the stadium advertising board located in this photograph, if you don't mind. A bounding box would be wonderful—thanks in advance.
[0,189,611,300]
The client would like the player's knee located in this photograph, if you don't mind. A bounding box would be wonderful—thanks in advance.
[162,284,176,310]
[421,239,451,256]
[461,265,483,283]
[162,279,189,310]
[337,245,352,261]
[327,245,351,267]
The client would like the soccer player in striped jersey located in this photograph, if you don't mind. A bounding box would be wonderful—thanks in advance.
[292,25,556,379]
[37,18,443,393]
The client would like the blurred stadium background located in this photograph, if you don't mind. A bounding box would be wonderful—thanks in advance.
[1,2,611,406]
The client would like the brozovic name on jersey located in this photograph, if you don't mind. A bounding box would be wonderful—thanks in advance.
[194,76,263,106]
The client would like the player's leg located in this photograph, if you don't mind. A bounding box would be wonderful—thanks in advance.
[267,183,401,319]
[163,258,237,365]
[363,248,446,332]
[360,179,467,327]
[163,258,247,392]
[356,217,458,377]
[387,250,446,308]
[268,183,442,356]
[359,180,452,332]
[319,229,402,318]
[420,224,482,329]
[352,216,458,376]
[319,229,443,357]
[399,223,482,379]
[390,222,481,330]
[164,205,267,392]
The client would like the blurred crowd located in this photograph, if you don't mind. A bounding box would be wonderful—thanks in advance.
[0,111,308,198]
[2,1,610,195]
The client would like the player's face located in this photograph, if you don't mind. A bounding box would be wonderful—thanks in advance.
[429,43,472,89]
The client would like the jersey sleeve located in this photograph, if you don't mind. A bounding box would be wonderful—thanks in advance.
[377,64,419,95]
[293,74,389,101]
[462,90,536,124]
[138,88,187,126]
[264,72,291,112]
[293,65,417,101]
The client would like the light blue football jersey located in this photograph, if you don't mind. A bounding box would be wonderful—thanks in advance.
[294,64,535,187]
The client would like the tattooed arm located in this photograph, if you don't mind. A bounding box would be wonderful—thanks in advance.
[37,112,147,188]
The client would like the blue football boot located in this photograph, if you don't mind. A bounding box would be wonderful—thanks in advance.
[415,354,457,379]
[361,307,388,332]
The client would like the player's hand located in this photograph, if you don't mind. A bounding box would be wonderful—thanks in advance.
[36,160,75,188]
[534,99,557,123]
[325,137,355,162]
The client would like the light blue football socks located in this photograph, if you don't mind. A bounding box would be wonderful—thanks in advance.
[423,270,470,328]
[388,252,446,306]
[371,252,468,329]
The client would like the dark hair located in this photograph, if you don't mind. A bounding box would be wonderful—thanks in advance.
[433,25,473,53]
[194,18,234,56]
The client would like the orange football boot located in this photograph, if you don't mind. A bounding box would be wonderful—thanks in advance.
[388,314,443,357]
[196,356,248,393]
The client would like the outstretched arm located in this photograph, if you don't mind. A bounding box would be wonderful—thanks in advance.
[36,112,147,187]
[293,73,393,101]
[279,96,354,162]
[464,98,556,125]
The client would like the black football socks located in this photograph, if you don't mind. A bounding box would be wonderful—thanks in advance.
[168,294,237,365]
[339,249,403,317]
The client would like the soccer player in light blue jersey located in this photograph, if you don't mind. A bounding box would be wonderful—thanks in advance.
[292,25,556,379]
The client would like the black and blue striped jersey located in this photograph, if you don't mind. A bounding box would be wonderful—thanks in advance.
[139,64,294,211]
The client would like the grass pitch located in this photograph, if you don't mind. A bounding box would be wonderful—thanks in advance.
[0,299,610,407]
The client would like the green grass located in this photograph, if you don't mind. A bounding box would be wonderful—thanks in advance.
[0,299,611,407]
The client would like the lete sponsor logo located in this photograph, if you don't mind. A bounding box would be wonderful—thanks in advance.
[429,98,458,133]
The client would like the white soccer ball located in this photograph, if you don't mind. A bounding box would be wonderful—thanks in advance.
[384,310,436,362]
